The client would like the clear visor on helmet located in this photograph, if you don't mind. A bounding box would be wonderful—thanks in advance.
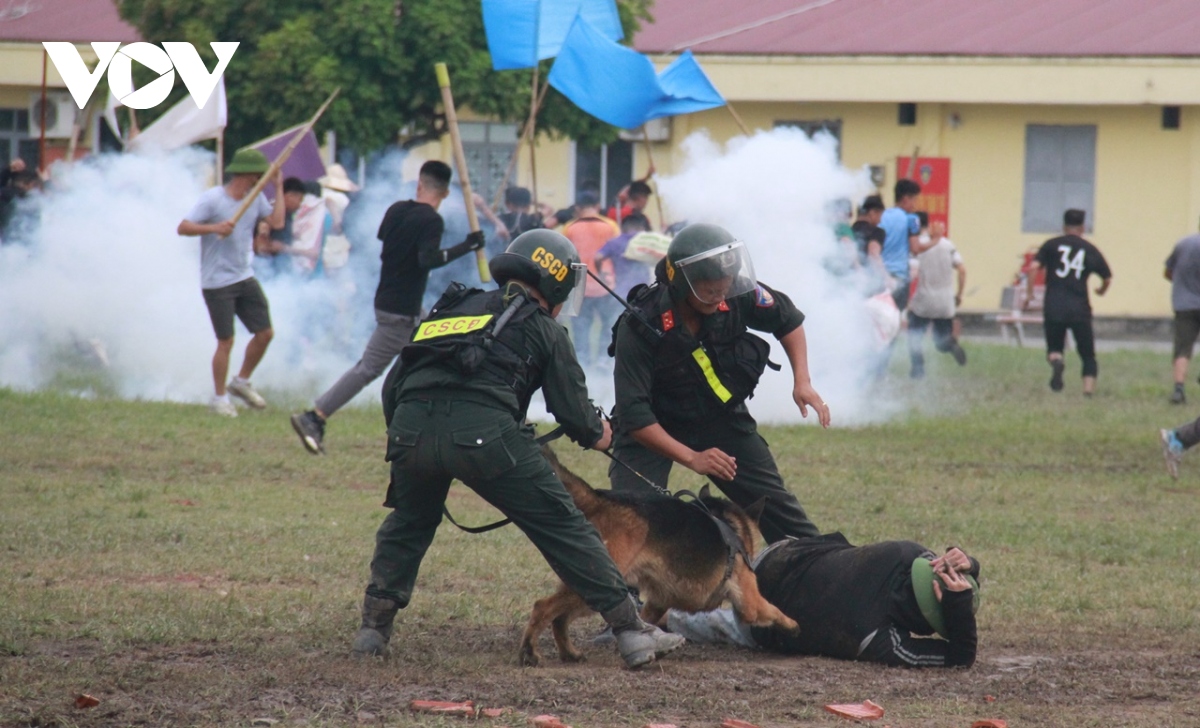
[674,241,757,305]
[558,263,589,317]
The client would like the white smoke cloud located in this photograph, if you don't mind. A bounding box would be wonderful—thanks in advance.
[655,128,900,426]
[0,148,414,408]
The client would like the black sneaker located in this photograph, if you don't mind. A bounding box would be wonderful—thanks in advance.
[291,410,326,454]
[1171,385,1186,405]
[1049,360,1065,392]
[951,343,967,366]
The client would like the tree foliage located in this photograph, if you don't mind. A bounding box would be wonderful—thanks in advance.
[117,0,654,153]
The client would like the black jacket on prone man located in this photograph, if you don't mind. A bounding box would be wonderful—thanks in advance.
[355,229,686,670]
[667,534,981,668]
[608,223,831,543]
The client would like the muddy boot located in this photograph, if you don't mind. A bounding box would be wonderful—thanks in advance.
[351,594,399,658]
[602,596,685,669]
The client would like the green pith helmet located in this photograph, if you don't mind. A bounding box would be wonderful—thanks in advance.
[226,148,271,175]
[911,557,981,639]
[664,223,757,304]
[490,229,587,315]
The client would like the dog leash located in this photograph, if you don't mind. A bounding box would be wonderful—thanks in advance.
[440,423,571,534]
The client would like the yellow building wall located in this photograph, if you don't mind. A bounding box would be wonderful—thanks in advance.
[517,99,1187,317]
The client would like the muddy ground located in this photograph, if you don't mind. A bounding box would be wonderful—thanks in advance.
[6,623,1198,727]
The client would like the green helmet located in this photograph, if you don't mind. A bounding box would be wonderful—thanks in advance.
[489,229,587,315]
[664,223,757,304]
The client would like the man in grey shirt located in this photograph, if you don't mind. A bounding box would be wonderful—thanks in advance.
[178,149,285,417]
[1165,223,1200,404]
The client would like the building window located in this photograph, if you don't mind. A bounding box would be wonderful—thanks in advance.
[457,121,519,204]
[1163,106,1182,130]
[898,103,917,126]
[574,140,632,209]
[1022,124,1096,233]
[775,119,843,158]
[0,108,38,169]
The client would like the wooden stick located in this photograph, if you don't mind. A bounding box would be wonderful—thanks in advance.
[436,62,491,283]
[528,66,539,207]
[638,124,665,230]
[725,101,751,136]
[492,76,552,211]
[229,89,340,227]
[903,146,920,180]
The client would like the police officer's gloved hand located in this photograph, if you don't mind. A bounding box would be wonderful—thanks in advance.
[464,230,486,251]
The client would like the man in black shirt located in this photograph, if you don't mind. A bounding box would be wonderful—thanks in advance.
[291,161,484,453]
[1027,209,1112,396]
[497,186,544,239]
[666,534,980,668]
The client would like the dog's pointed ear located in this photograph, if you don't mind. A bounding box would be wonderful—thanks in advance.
[743,497,768,524]
[699,484,713,499]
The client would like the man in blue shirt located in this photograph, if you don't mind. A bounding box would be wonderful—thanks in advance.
[878,178,929,309]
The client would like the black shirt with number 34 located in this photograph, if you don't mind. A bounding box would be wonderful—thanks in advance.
[1035,234,1112,322]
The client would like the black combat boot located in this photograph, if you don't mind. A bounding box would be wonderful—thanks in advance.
[602,596,685,669]
[351,594,399,657]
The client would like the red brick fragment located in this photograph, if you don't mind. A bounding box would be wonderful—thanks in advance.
[721,719,760,728]
[74,694,100,709]
[824,700,885,721]
[972,721,1007,728]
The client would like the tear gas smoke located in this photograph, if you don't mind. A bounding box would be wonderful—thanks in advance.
[0,148,413,407]
[655,128,900,425]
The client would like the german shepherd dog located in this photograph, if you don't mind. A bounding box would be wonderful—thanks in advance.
[518,446,799,666]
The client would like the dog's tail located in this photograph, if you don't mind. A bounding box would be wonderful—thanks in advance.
[540,444,605,514]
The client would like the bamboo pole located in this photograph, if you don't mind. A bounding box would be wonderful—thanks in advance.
[228,89,340,227]
[528,66,539,206]
[492,76,551,211]
[638,124,665,229]
[725,101,751,136]
[436,63,491,283]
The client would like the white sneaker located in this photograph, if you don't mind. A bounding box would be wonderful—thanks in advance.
[227,379,267,409]
[211,397,238,417]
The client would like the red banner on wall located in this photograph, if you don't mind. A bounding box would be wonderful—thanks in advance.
[897,157,950,233]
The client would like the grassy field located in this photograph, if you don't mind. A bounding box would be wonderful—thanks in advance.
[2,343,1198,727]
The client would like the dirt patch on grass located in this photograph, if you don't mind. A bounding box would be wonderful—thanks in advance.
[5,626,1199,728]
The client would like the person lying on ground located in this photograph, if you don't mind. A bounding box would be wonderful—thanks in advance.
[665,533,980,667]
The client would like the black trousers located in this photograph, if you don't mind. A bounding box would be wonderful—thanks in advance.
[608,426,820,543]
[367,400,629,613]
[1044,318,1098,378]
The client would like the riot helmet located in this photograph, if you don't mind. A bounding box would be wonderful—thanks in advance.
[664,223,757,305]
[489,229,587,316]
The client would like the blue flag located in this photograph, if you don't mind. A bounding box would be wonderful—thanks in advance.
[483,0,623,71]
[548,15,726,130]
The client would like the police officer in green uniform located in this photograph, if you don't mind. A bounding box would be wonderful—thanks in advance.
[352,230,685,669]
[609,223,832,543]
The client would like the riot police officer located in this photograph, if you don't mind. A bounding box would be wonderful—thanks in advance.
[352,230,685,669]
[609,223,831,543]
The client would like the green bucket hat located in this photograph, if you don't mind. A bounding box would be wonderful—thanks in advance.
[226,149,271,175]
[911,556,980,639]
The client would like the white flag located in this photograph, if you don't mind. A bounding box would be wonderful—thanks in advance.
[127,77,227,152]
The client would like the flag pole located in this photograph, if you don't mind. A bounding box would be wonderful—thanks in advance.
[725,101,750,136]
[492,75,551,211]
[436,62,491,283]
[228,88,339,227]
[528,66,540,206]
[216,128,225,182]
[638,124,665,230]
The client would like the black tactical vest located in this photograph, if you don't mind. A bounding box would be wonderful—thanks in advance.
[613,283,778,425]
[399,283,544,412]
